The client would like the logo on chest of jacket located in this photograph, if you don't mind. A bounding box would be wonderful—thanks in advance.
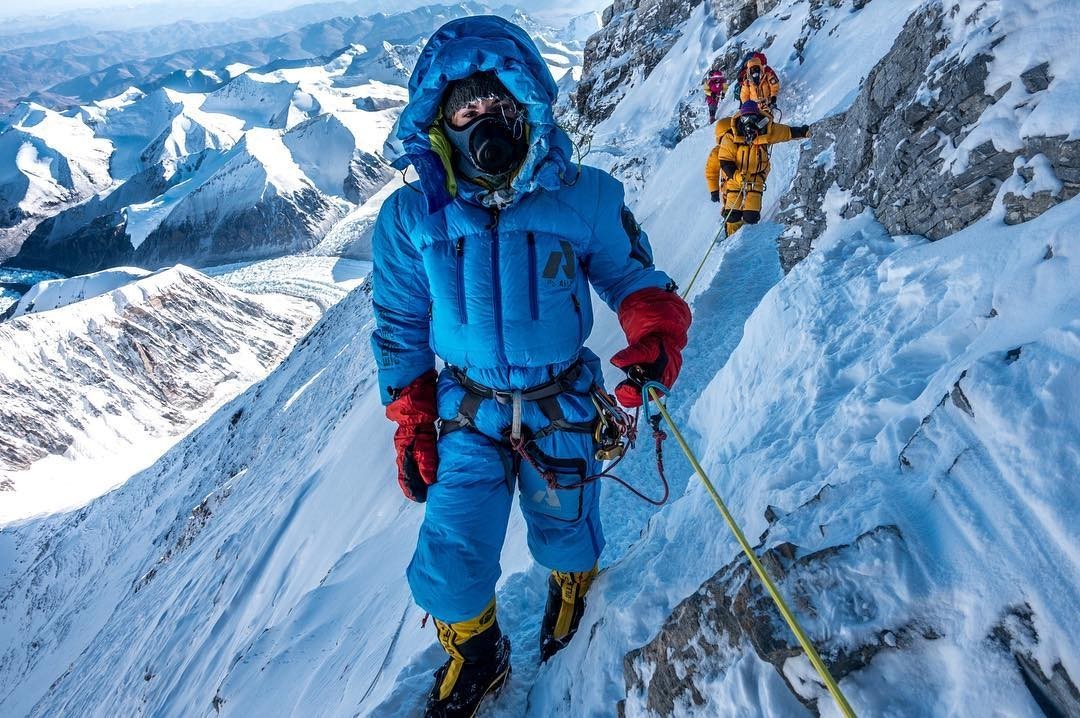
[543,240,576,287]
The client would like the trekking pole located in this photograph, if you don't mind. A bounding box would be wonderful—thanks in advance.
[682,183,749,299]
[640,381,857,718]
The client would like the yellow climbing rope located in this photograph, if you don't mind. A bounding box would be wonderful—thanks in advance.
[646,385,857,718]
[682,182,748,299]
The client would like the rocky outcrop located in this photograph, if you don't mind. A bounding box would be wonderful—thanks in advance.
[622,523,934,715]
[991,605,1080,718]
[572,0,703,129]
[776,3,1080,272]
[707,0,779,38]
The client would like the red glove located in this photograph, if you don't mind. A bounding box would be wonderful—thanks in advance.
[610,287,692,408]
[386,370,439,502]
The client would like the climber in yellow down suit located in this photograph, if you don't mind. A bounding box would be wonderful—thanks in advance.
[705,100,810,237]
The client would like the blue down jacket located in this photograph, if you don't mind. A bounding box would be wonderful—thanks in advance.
[371,15,673,402]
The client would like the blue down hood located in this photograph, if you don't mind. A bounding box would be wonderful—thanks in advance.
[392,15,577,213]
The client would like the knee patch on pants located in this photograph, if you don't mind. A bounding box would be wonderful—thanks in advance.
[726,209,743,223]
[742,210,761,224]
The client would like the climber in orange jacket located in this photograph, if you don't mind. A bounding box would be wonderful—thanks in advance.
[738,52,780,113]
[705,101,810,237]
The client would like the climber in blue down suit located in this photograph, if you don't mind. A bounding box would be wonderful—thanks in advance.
[370,15,692,717]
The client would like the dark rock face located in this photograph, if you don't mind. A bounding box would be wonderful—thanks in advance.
[775,2,1080,272]
[133,188,341,269]
[345,151,395,205]
[353,96,407,112]
[8,160,178,274]
[708,0,780,38]
[5,143,382,274]
[7,153,207,274]
[13,212,134,276]
[573,0,702,128]
[1001,136,1080,225]
[991,606,1080,718]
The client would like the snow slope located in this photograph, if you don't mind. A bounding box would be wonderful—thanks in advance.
[0,285,407,717]
[569,199,1080,718]
[81,87,242,179]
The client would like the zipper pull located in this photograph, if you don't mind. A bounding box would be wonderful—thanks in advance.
[455,237,464,255]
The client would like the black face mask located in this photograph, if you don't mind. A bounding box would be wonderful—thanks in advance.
[750,68,762,84]
[443,113,527,178]
[737,113,769,141]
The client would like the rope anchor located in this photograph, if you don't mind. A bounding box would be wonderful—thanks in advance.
[640,383,857,718]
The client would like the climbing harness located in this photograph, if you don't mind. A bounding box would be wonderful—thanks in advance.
[638,378,857,718]
[442,362,672,506]
[442,361,594,442]
[683,181,749,298]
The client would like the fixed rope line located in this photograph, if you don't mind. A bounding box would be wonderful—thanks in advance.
[641,382,857,718]
[682,182,748,299]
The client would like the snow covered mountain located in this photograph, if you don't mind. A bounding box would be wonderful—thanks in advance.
[0,1,419,111]
[0,265,318,524]
[0,103,114,259]
[0,3,587,275]
[1,0,1078,716]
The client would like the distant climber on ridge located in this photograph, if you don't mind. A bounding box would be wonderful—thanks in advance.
[703,67,727,123]
[705,100,810,237]
[370,15,692,718]
[736,51,780,113]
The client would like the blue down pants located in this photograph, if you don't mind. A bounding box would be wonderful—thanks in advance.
[407,357,606,623]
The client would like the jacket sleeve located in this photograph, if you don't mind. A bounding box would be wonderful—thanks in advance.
[767,69,780,100]
[763,122,799,144]
[370,190,435,405]
[705,145,722,193]
[584,171,674,312]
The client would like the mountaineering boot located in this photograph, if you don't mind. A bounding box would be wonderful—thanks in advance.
[425,600,511,718]
[539,565,598,662]
[725,220,744,237]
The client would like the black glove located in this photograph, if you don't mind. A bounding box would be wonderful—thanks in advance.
[791,125,810,138]
[710,189,720,203]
